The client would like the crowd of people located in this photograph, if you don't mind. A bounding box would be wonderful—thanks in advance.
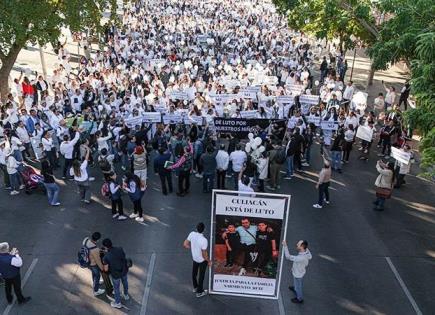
[0,0,415,308]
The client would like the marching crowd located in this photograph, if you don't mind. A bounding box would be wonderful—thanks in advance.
[0,0,416,308]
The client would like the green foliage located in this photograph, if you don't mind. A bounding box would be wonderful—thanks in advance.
[0,0,118,59]
[272,0,376,50]
[368,0,435,70]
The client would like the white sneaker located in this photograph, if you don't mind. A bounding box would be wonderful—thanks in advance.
[192,288,197,293]
[325,200,330,205]
[123,294,130,300]
[195,173,203,178]
[313,204,323,209]
[135,217,144,222]
[196,290,208,298]
[129,213,138,219]
[83,200,90,204]
[10,190,19,195]
[302,162,310,167]
[93,288,105,296]
[238,268,246,276]
[118,215,127,221]
[110,301,122,309]
[19,184,25,190]
[112,214,119,219]
[52,202,61,206]
[88,177,95,182]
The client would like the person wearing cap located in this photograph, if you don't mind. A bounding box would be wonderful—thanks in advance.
[313,158,332,209]
[0,242,31,305]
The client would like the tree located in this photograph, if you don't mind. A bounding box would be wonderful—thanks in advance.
[273,0,376,53]
[0,0,119,100]
[368,0,435,179]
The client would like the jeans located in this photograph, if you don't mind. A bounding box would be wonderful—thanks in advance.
[111,275,128,304]
[233,171,240,190]
[89,265,101,292]
[318,182,330,205]
[9,173,21,191]
[216,169,226,189]
[63,158,73,178]
[44,182,60,205]
[159,172,173,194]
[375,196,386,209]
[192,261,207,293]
[286,155,294,177]
[293,276,303,301]
[0,164,10,187]
[330,151,342,170]
[203,173,214,192]
[76,180,91,202]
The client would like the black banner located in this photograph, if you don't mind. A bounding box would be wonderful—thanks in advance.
[214,118,285,138]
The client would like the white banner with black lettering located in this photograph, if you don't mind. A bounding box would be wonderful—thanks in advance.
[209,190,290,299]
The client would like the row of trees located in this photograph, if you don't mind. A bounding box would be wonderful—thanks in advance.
[274,0,434,179]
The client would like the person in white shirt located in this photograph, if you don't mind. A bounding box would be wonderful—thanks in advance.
[342,81,355,112]
[229,144,247,190]
[0,242,31,305]
[60,130,80,178]
[0,141,11,189]
[282,240,312,304]
[383,82,396,110]
[15,121,32,161]
[6,152,24,195]
[215,144,229,189]
[41,130,58,168]
[183,222,211,298]
[70,146,91,203]
[394,144,413,188]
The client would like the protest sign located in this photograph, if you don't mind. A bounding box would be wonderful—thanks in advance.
[285,84,304,95]
[142,112,162,123]
[210,94,238,104]
[30,137,43,160]
[214,118,276,138]
[299,94,319,106]
[209,190,290,299]
[240,110,258,119]
[391,147,411,165]
[162,113,183,124]
[239,89,258,100]
[355,125,374,142]
[184,115,204,125]
[306,116,321,126]
[124,116,143,128]
[170,91,189,100]
[320,120,339,131]
[276,95,294,105]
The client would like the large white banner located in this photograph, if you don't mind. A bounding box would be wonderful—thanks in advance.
[210,190,290,299]
[391,147,411,165]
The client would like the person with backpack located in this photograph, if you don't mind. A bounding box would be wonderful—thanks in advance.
[102,238,130,309]
[267,142,285,191]
[167,145,193,197]
[105,172,127,220]
[123,172,145,222]
[79,232,105,297]
[97,148,114,180]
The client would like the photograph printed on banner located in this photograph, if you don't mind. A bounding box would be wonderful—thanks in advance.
[214,215,281,279]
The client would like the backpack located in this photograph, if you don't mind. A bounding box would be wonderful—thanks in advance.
[274,147,286,164]
[77,238,96,268]
[98,157,111,173]
[101,182,111,197]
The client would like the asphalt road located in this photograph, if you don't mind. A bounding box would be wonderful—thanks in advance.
[0,141,434,315]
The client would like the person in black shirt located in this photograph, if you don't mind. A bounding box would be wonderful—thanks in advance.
[223,223,240,267]
[41,159,61,206]
[293,128,305,171]
[102,238,129,309]
[255,221,277,277]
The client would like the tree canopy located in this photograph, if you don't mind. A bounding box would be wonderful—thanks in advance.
[0,0,119,99]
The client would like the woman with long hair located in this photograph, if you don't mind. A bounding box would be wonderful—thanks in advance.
[373,160,395,211]
[123,172,145,222]
[41,159,60,206]
[70,145,91,203]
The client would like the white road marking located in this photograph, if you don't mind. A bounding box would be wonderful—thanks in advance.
[278,292,286,315]
[385,257,423,315]
[140,252,156,315]
[2,258,38,315]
